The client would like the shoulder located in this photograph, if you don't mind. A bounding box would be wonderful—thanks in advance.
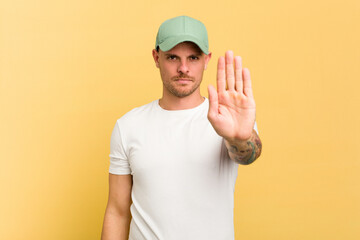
[116,100,158,126]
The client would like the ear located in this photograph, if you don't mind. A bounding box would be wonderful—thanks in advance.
[204,52,212,70]
[152,49,160,68]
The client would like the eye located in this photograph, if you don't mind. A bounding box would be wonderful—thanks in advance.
[167,55,177,60]
[189,55,199,60]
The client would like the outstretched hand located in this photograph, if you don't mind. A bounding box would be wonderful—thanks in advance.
[207,50,256,142]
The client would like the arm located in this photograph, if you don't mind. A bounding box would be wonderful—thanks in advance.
[101,174,132,240]
[224,129,262,165]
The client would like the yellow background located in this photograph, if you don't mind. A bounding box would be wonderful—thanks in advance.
[1,0,359,239]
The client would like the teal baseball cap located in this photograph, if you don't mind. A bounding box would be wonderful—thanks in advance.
[155,16,209,55]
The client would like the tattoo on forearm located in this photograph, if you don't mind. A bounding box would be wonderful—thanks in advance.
[226,130,262,165]
[246,141,256,164]
[229,145,238,154]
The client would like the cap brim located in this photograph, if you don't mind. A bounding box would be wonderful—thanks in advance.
[158,35,209,55]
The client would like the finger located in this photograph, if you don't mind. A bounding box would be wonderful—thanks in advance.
[234,56,243,93]
[243,68,253,97]
[217,56,226,93]
[225,50,235,91]
[207,85,219,119]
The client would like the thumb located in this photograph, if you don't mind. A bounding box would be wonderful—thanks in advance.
[207,85,219,119]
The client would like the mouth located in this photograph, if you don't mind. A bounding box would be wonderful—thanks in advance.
[175,77,193,81]
[175,78,193,84]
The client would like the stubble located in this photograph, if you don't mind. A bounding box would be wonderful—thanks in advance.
[162,74,202,98]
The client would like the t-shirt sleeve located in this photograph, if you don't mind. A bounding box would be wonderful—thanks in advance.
[108,120,131,175]
[254,121,259,134]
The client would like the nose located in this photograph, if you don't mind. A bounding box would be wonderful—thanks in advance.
[177,60,189,74]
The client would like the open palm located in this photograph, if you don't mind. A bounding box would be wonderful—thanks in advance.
[207,50,256,141]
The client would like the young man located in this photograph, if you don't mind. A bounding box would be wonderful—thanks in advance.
[101,16,262,240]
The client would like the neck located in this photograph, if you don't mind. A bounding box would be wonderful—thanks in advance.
[159,90,205,110]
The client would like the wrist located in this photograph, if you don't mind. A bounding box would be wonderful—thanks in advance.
[224,135,252,145]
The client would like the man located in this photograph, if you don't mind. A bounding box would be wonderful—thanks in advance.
[101,15,262,240]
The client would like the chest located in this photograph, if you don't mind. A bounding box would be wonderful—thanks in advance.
[126,117,224,177]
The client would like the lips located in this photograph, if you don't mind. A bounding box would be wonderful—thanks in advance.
[175,78,192,84]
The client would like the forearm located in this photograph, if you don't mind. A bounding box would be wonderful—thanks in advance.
[101,207,131,240]
[224,129,262,165]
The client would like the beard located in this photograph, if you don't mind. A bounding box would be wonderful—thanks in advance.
[162,74,202,98]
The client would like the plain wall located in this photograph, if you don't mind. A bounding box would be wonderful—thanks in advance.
[1,0,359,239]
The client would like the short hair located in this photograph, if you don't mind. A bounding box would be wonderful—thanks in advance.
[156,41,203,55]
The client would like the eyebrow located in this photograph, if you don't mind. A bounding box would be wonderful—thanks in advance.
[190,53,202,57]
[164,53,177,57]
[164,53,202,57]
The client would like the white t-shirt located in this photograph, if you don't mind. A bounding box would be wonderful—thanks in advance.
[109,98,257,240]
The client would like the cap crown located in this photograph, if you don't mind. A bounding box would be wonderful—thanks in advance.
[155,16,209,54]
